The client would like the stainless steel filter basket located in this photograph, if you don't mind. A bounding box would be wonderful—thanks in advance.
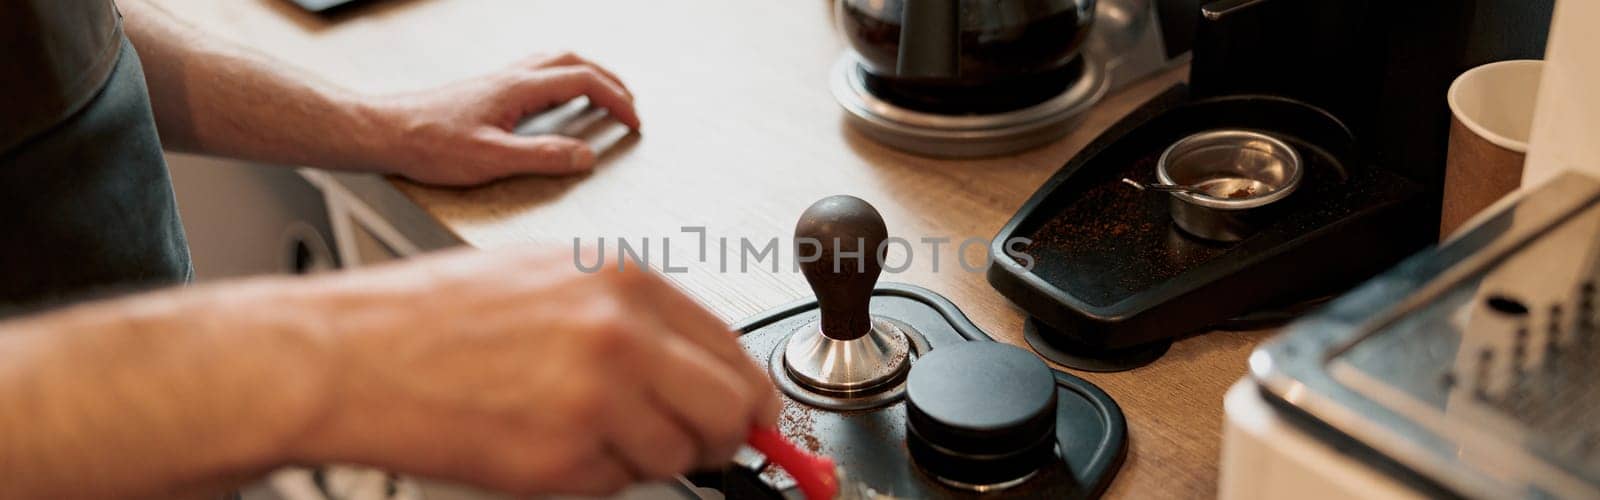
[1157,129,1303,241]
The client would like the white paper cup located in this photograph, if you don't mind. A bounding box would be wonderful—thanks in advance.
[1441,59,1543,239]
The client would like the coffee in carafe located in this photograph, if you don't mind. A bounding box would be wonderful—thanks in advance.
[836,0,1095,114]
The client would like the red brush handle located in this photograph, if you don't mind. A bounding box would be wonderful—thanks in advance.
[747,426,839,500]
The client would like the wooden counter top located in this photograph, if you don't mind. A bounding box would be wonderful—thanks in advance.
[155,0,1275,497]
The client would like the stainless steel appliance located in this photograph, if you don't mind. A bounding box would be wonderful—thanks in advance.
[1241,171,1600,498]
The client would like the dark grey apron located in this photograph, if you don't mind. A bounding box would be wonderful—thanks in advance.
[1,0,192,312]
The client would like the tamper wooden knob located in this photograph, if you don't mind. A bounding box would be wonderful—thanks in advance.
[795,195,888,341]
[782,195,909,396]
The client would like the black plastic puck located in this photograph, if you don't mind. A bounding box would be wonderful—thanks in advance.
[905,343,1057,487]
[1023,318,1171,372]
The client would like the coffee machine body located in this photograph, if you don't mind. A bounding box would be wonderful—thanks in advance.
[1189,0,1553,198]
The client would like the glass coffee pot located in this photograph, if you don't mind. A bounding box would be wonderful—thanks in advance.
[837,0,1097,114]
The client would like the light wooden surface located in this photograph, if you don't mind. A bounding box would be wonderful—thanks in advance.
[155,0,1277,497]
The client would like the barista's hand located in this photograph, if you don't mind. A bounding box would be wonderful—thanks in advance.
[291,248,776,496]
[365,52,641,186]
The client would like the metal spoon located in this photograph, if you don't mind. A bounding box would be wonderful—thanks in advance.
[1120,177,1207,195]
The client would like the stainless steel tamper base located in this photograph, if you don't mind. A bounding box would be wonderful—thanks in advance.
[781,317,911,395]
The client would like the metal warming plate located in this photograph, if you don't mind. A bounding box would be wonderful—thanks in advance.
[829,54,1109,158]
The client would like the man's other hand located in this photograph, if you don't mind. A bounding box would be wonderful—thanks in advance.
[363,52,641,186]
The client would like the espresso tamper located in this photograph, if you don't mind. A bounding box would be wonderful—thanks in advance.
[781,195,912,395]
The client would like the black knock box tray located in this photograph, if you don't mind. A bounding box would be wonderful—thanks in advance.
[987,84,1431,355]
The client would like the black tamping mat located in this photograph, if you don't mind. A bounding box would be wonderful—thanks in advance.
[690,283,1127,499]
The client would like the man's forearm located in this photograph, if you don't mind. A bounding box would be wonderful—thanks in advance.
[119,0,644,184]
[120,0,397,172]
[0,280,330,498]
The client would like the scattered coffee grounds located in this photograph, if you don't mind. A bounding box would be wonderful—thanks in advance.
[1021,153,1232,307]
[1228,187,1256,199]
[1015,134,1416,309]
[777,399,822,454]
[761,398,824,484]
[758,461,787,485]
